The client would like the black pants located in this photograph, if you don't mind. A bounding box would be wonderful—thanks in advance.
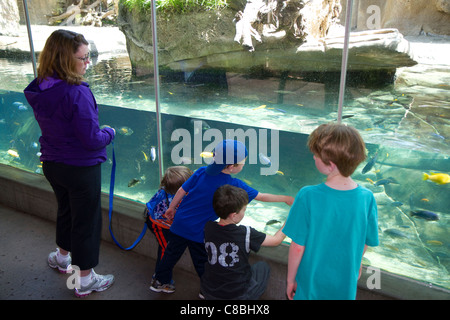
[154,231,208,284]
[146,217,171,271]
[43,161,102,270]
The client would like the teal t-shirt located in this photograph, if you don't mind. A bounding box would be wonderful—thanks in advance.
[283,183,379,300]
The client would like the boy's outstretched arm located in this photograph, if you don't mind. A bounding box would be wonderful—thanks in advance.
[255,193,294,205]
[287,241,304,300]
[261,223,286,247]
[164,187,186,219]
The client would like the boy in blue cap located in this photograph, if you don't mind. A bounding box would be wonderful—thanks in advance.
[150,139,293,294]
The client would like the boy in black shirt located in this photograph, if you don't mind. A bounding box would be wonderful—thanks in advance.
[201,185,286,300]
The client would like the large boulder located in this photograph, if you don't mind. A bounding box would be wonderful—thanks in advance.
[118,0,416,78]
[118,0,343,75]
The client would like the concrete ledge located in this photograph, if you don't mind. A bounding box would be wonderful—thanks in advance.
[1,163,448,299]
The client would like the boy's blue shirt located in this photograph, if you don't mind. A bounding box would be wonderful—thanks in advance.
[170,166,258,243]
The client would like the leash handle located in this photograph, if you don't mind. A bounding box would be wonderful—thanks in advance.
[108,141,146,250]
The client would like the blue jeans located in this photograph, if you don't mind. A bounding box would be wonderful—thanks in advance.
[154,231,207,284]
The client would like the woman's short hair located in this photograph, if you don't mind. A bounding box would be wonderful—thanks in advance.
[37,29,89,85]
[307,123,366,177]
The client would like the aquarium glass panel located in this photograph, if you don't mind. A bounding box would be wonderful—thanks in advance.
[342,1,450,291]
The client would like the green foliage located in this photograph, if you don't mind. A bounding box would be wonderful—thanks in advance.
[121,0,228,14]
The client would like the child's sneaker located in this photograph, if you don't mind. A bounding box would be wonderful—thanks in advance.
[149,279,175,293]
[74,270,114,297]
[48,248,72,273]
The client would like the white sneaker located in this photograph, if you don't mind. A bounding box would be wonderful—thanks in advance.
[48,248,72,273]
[74,270,114,297]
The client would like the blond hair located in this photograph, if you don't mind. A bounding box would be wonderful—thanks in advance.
[37,29,88,85]
[160,166,193,194]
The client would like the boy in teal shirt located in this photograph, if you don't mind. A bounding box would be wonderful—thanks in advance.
[283,123,379,300]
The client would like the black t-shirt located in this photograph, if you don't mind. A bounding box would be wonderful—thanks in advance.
[201,221,266,299]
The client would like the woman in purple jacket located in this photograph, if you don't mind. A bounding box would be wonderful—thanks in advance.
[24,30,115,297]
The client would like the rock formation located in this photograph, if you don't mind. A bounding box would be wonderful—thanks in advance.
[118,0,417,79]
[118,0,344,74]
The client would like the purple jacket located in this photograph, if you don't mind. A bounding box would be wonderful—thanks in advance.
[24,77,114,166]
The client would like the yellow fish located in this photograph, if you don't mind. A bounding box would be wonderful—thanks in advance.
[7,149,19,158]
[142,151,149,162]
[423,172,450,185]
[253,105,266,110]
[200,152,214,158]
[275,170,284,176]
[366,178,374,184]
[426,240,443,246]
[118,126,133,136]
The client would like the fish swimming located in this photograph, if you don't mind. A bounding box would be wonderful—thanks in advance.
[361,152,378,174]
[333,114,354,121]
[142,151,149,162]
[7,149,20,158]
[426,240,443,246]
[265,219,281,226]
[253,105,266,110]
[259,153,271,166]
[128,178,140,187]
[150,146,156,162]
[13,101,28,111]
[191,119,210,132]
[200,151,214,158]
[374,177,399,187]
[422,172,450,185]
[384,228,409,239]
[430,133,445,140]
[410,210,439,221]
[118,126,134,136]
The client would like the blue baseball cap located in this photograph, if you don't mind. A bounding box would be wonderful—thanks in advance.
[205,139,248,176]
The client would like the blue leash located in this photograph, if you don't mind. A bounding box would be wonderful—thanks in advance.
[108,141,147,250]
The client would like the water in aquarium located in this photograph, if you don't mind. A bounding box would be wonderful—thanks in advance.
[0,35,449,291]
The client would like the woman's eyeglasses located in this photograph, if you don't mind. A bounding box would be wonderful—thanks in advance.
[76,53,90,62]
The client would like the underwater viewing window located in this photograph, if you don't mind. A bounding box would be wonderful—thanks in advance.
[0,0,449,296]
